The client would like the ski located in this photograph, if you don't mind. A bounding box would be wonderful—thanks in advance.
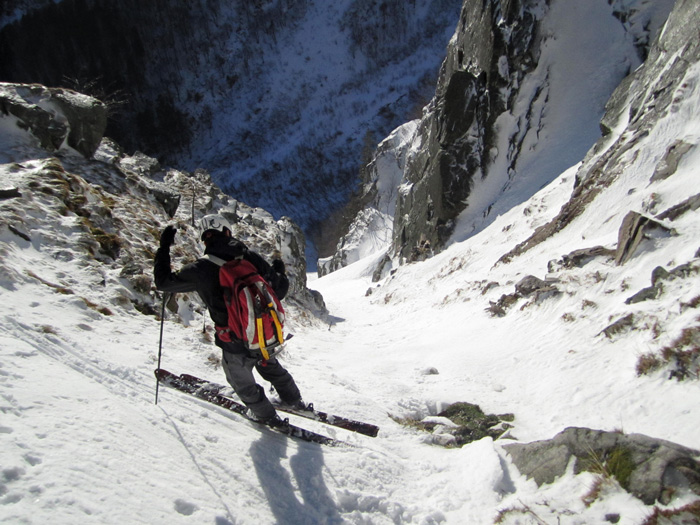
[273,403,379,438]
[179,372,380,438]
[155,369,340,446]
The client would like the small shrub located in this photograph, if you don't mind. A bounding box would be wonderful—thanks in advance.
[582,476,606,507]
[637,326,700,380]
[25,270,74,295]
[146,227,162,242]
[581,299,597,310]
[129,275,152,294]
[388,414,436,433]
[440,402,486,425]
[580,445,635,490]
[100,194,117,210]
[643,500,700,525]
[132,301,158,316]
[680,295,700,310]
[607,446,634,489]
[114,295,131,306]
[68,194,90,217]
[636,353,664,375]
[91,227,121,259]
[82,298,113,316]
[495,503,548,524]
[591,271,606,283]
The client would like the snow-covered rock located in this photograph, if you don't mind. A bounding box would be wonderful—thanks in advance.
[0,82,107,158]
[0,82,324,326]
[318,121,417,276]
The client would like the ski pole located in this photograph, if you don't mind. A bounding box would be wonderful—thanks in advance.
[155,292,169,405]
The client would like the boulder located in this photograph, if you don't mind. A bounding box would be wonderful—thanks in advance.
[0,82,107,158]
[0,187,21,200]
[615,211,673,265]
[656,193,700,222]
[600,313,635,338]
[486,275,559,317]
[625,263,698,305]
[548,246,616,272]
[149,188,180,218]
[504,427,700,505]
[515,275,554,297]
[50,88,108,158]
[651,140,693,182]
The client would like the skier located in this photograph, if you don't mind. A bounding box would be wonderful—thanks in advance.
[154,214,305,425]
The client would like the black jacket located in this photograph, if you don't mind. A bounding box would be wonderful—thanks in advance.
[153,236,289,328]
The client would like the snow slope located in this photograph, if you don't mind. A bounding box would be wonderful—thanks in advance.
[2,65,700,523]
[1,2,699,523]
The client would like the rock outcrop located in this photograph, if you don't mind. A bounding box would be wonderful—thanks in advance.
[318,122,417,277]
[505,427,700,505]
[392,0,542,260]
[321,0,675,273]
[615,211,674,266]
[0,82,325,324]
[0,82,107,158]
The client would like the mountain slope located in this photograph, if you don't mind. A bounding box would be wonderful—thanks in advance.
[0,0,463,252]
[326,0,678,270]
[2,47,700,525]
[1,1,700,523]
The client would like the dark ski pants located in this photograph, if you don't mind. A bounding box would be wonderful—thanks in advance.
[218,341,301,420]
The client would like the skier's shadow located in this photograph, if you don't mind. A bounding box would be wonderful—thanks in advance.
[250,432,342,524]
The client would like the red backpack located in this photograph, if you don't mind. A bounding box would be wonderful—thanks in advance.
[209,256,285,360]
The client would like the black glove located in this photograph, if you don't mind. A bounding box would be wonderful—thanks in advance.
[160,225,177,249]
[272,259,285,274]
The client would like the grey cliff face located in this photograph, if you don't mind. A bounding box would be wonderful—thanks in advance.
[390,0,676,263]
[393,0,543,260]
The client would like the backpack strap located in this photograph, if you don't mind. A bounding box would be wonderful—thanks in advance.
[207,254,236,342]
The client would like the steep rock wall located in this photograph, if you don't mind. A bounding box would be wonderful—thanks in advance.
[393,0,544,260]
[391,0,675,261]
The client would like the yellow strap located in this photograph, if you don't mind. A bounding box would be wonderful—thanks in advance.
[270,305,284,344]
[256,317,270,360]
